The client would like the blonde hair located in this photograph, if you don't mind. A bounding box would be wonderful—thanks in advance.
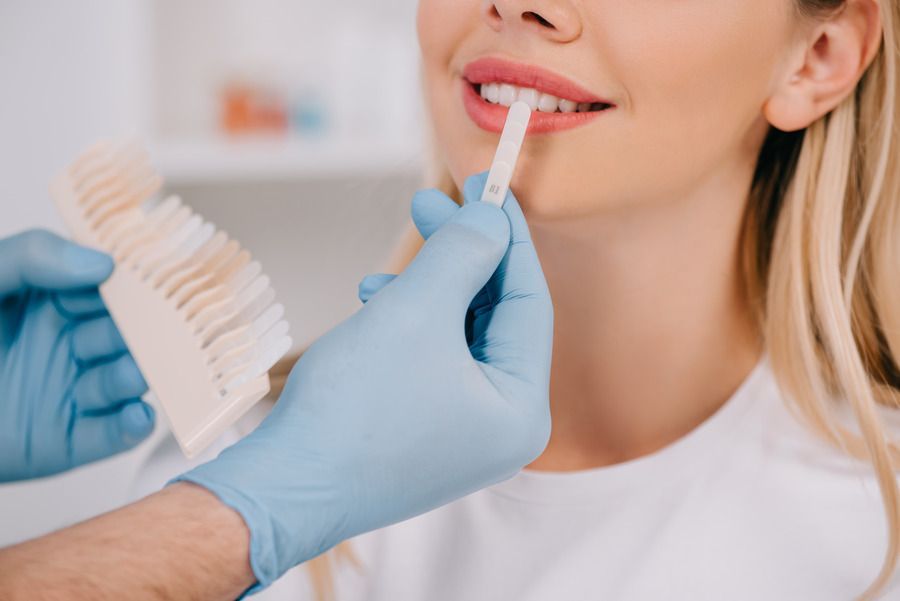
[761,0,900,598]
[307,1,900,598]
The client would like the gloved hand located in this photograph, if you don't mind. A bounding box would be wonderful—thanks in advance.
[177,172,554,592]
[0,230,154,482]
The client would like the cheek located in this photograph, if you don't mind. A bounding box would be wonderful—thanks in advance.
[595,2,790,202]
[418,0,496,185]
[416,0,453,67]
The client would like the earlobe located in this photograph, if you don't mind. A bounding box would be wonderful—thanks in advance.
[764,85,816,133]
[763,39,819,133]
[763,0,882,132]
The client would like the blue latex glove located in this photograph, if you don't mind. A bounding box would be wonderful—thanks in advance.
[0,230,154,482]
[177,172,553,591]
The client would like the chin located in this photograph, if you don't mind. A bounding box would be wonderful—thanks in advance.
[441,120,607,222]
[511,164,600,223]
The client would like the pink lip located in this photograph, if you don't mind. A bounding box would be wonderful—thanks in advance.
[461,57,616,134]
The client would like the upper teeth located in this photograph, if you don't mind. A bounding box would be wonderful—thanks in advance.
[479,82,594,113]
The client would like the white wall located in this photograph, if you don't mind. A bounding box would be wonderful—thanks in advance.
[0,0,422,547]
[0,0,151,237]
[0,0,156,545]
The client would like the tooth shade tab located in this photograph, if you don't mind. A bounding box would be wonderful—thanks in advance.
[475,82,610,113]
[481,101,532,207]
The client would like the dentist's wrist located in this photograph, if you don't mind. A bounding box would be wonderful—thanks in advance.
[166,482,257,593]
[0,481,255,601]
[171,430,351,593]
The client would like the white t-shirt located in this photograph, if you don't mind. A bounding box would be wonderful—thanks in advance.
[134,353,900,600]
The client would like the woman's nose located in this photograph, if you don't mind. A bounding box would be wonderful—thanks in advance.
[483,0,582,43]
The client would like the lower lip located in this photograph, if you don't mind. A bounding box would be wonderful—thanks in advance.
[461,80,612,134]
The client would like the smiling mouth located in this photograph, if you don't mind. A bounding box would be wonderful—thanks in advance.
[461,79,615,134]
[471,81,614,114]
[461,57,616,134]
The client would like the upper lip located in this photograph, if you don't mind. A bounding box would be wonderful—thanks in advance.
[462,56,614,106]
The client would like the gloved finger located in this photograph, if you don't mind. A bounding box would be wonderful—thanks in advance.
[462,172,554,390]
[53,289,108,319]
[410,189,460,240]
[358,273,397,304]
[386,200,510,314]
[73,354,148,412]
[69,400,156,465]
[71,315,128,363]
[409,186,493,321]
[0,230,114,299]
[410,188,495,338]
[359,265,492,328]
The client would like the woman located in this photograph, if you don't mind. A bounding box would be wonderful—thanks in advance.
[140,0,900,598]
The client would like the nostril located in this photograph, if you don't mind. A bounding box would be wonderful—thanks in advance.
[523,11,555,29]
[488,5,501,19]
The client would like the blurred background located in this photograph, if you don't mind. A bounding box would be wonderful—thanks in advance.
[0,0,424,546]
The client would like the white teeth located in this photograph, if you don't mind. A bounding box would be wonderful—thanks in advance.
[538,93,560,113]
[485,83,500,104]
[516,87,540,111]
[498,84,517,107]
[559,99,578,113]
[478,82,598,113]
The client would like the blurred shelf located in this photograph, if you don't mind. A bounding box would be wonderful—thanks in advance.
[150,135,424,184]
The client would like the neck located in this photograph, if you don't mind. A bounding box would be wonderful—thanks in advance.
[525,157,764,472]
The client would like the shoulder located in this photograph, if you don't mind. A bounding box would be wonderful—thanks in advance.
[751,362,900,497]
[743,362,897,507]
[734,365,900,573]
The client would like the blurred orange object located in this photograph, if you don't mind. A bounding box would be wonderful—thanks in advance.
[221,83,288,135]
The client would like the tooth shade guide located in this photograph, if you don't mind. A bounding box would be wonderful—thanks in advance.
[51,142,292,458]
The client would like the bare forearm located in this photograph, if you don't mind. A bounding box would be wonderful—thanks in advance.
[0,482,255,601]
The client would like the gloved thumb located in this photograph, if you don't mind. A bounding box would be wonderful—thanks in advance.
[384,201,510,314]
[0,230,113,298]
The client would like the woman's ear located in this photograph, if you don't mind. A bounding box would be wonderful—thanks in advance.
[764,0,882,132]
